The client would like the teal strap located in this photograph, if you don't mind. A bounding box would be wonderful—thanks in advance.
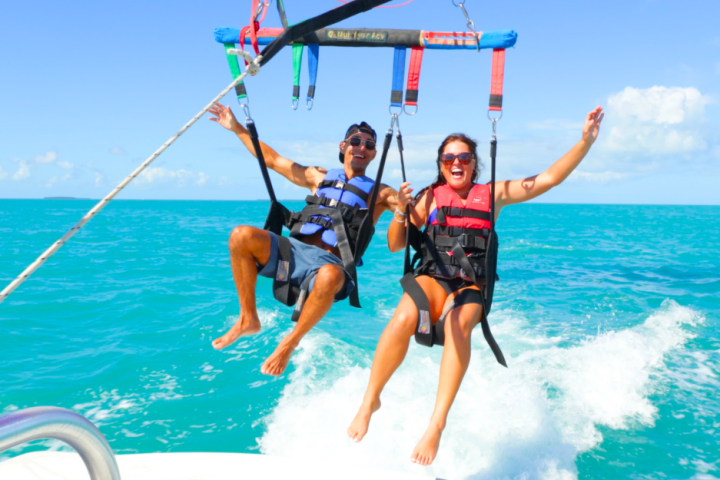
[292,43,303,109]
[224,43,247,101]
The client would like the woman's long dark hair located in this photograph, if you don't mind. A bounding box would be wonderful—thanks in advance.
[414,133,483,201]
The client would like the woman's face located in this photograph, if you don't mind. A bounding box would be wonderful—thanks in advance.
[439,140,475,190]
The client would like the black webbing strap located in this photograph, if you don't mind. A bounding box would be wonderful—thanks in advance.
[433,234,486,251]
[259,0,392,67]
[477,289,507,367]
[435,206,491,225]
[429,225,489,238]
[273,235,298,306]
[400,273,434,347]
[353,127,393,264]
[304,195,361,217]
[317,180,370,202]
[276,0,289,29]
[264,200,293,235]
[290,270,318,322]
[396,129,414,276]
[246,120,276,203]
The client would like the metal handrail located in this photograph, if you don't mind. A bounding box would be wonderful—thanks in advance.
[0,406,121,480]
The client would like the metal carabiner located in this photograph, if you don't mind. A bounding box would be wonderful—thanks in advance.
[241,103,253,123]
[388,113,399,134]
[306,98,314,111]
[291,99,299,110]
[453,0,480,52]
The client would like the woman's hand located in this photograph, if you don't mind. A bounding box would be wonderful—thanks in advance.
[582,106,604,144]
[397,182,414,212]
[208,103,242,133]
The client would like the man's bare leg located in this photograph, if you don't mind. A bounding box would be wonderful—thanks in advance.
[348,276,448,443]
[212,226,272,349]
[411,294,481,466]
[260,264,345,376]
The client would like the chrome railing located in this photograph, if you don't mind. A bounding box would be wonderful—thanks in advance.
[0,406,121,480]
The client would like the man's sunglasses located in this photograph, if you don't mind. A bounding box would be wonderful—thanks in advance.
[347,136,376,151]
[439,152,474,166]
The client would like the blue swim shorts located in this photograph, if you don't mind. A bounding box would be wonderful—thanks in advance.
[258,231,355,302]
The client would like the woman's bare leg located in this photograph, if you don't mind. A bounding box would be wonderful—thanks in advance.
[411,288,482,466]
[348,276,447,442]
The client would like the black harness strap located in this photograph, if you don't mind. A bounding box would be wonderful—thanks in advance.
[290,270,318,322]
[400,273,434,347]
[273,235,299,306]
[317,180,370,202]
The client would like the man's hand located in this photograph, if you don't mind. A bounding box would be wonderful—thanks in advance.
[582,106,604,145]
[209,103,242,133]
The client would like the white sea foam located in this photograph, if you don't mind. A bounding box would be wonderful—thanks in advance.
[259,300,701,480]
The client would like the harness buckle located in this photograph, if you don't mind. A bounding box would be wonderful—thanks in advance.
[327,198,339,208]
[335,181,346,190]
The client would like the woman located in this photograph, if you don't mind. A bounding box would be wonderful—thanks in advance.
[347,107,604,466]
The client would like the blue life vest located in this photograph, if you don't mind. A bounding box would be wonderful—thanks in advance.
[295,169,374,248]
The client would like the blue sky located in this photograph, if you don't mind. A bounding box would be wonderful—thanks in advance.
[1,0,718,204]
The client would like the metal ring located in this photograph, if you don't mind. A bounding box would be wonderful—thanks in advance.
[403,104,418,116]
[487,110,503,122]
[242,104,252,121]
[306,98,314,110]
[389,104,403,116]
[291,99,299,110]
[451,0,464,6]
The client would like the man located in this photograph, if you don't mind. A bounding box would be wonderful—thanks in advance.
[208,103,398,376]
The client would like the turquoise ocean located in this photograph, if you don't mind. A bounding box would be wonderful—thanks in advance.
[1,199,718,479]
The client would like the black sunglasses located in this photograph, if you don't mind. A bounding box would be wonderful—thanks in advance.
[347,136,376,151]
[439,152,474,166]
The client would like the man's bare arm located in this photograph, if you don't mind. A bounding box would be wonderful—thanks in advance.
[209,103,325,189]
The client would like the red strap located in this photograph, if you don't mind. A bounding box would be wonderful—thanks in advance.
[248,0,261,55]
[489,48,505,112]
[404,46,424,106]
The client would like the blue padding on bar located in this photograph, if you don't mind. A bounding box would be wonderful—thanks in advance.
[308,44,320,96]
[215,27,275,45]
[391,46,406,107]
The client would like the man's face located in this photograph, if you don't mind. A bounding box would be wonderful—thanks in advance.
[339,132,377,172]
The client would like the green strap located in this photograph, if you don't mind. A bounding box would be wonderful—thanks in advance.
[292,43,304,103]
[224,43,247,101]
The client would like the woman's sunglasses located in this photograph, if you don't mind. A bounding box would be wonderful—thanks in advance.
[439,152,474,166]
[347,136,376,151]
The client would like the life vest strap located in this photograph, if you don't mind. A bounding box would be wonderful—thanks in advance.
[304,195,362,219]
[436,206,491,225]
[428,224,490,239]
[317,179,370,202]
[432,233,486,251]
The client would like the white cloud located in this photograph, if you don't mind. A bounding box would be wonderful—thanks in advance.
[34,151,58,164]
[94,173,104,187]
[110,147,125,155]
[57,161,74,170]
[217,176,233,187]
[0,166,7,180]
[45,174,71,188]
[135,167,205,187]
[196,172,209,186]
[569,170,631,183]
[13,160,30,181]
[602,86,710,155]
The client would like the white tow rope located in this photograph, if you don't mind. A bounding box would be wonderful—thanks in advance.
[0,56,261,305]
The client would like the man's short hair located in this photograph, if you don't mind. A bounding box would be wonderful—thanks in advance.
[339,122,377,163]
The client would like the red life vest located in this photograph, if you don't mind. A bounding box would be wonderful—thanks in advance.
[430,183,492,229]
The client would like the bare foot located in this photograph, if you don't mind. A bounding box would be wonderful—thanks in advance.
[212,312,261,349]
[260,337,298,376]
[347,398,381,443]
[410,423,443,466]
